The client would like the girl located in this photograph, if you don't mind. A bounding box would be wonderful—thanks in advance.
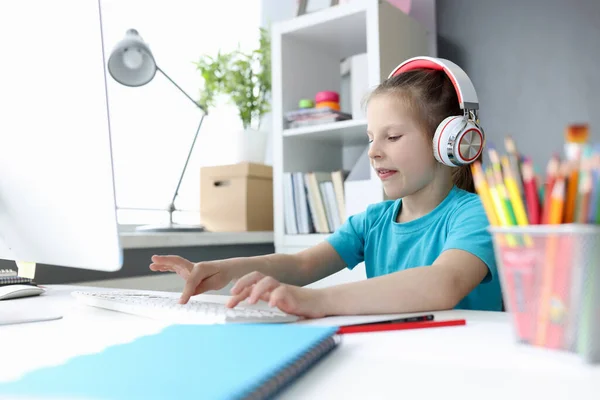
[150,57,503,317]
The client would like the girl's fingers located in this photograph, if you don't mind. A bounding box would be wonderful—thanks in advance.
[149,263,173,272]
[259,292,271,302]
[247,276,281,304]
[226,286,253,308]
[179,263,217,304]
[151,255,193,270]
[268,285,298,312]
[173,265,191,280]
[149,263,190,279]
[230,271,265,295]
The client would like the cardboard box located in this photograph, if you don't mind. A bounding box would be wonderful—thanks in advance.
[200,162,273,232]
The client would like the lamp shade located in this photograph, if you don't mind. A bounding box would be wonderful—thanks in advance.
[107,29,157,87]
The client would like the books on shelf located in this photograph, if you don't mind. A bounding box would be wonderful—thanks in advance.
[284,170,348,234]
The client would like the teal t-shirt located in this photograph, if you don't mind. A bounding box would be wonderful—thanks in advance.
[326,185,502,311]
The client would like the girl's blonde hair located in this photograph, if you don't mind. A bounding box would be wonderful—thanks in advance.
[368,69,482,193]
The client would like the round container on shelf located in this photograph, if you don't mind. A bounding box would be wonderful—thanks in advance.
[315,90,339,103]
[316,101,340,111]
[298,98,314,109]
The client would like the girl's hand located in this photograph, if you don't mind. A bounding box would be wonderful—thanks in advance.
[227,271,327,319]
[149,255,231,304]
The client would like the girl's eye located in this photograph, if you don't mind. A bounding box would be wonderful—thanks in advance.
[388,135,402,141]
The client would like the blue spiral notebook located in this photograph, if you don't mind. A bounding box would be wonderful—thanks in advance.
[0,324,339,400]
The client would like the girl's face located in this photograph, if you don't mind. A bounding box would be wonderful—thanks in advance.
[366,93,439,199]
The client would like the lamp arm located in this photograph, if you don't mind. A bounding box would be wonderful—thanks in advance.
[156,66,207,113]
[155,66,206,225]
[167,113,205,225]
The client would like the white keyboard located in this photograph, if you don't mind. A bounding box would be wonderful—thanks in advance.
[72,290,299,324]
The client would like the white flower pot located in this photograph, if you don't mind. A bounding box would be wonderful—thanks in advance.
[233,128,269,164]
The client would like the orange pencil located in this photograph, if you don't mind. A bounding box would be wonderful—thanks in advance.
[563,124,588,222]
[564,162,579,223]
[541,155,559,224]
[548,164,567,224]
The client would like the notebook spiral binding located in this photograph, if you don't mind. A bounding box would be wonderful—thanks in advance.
[0,276,34,286]
[244,334,341,400]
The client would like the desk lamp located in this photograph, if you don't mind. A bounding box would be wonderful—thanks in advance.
[107,29,206,232]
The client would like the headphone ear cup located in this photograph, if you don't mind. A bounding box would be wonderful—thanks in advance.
[433,116,484,167]
[433,116,466,167]
[454,120,484,165]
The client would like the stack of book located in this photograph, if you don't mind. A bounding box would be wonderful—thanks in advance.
[283,170,348,234]
[284,107,352,129]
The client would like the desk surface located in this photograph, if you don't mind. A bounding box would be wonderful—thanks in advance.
[2,285,599,399]
[119,230,274,249]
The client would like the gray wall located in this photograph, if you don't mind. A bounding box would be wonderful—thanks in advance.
[436,0,600,168]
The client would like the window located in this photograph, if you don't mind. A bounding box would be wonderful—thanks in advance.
[99,0,262,226]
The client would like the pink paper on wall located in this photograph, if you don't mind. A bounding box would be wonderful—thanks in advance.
[385,0,411,14]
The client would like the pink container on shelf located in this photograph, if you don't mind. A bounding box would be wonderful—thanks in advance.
[315,91,339,103]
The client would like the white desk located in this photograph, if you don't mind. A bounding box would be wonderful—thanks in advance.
[2,285,599,399]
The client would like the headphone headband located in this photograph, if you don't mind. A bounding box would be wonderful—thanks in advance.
[388,56,479,110]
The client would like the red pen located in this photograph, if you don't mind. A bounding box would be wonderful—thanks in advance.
[337,318,466,335]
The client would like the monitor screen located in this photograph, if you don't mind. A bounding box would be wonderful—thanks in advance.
[0,0,122,272]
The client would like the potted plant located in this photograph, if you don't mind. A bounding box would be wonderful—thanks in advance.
[193,27,271,164]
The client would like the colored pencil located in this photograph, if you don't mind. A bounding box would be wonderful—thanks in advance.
[521,158,541,224]
[488,148,518,226]
[563,125,588,222]
[501,155,529,226]
[504,136,526,198]
[541,155,559,224]
[471,162,499,226]
[485,167,510,227]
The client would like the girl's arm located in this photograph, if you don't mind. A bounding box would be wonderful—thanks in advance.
[226,241,346,287]
[319,249,489,315]
[151,241,347,304]
[226,248,489,316]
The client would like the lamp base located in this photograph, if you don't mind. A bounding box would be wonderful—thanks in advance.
[134,223,207,233]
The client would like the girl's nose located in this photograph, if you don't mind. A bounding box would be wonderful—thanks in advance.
[368,141,382,159]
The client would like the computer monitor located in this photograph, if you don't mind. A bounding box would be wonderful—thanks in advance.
[0,0,122,272]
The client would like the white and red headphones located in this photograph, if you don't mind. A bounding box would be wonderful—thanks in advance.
[388,56,485,167]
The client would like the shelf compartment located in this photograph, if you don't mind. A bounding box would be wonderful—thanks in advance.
[283,119,368,146]
[276,1,368,60]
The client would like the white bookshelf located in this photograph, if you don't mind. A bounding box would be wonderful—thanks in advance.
[270,0,429,284]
